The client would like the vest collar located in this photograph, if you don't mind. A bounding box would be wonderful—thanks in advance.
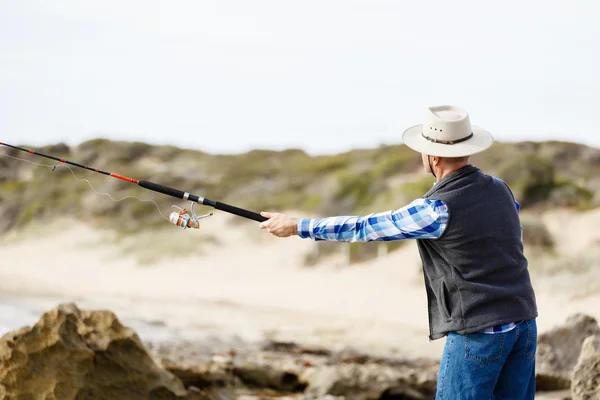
[425,164,480,197]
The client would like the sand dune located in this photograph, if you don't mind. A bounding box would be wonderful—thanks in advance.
[1,209,599,361]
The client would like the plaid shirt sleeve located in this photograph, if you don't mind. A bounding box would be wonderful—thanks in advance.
[297,198,449,242]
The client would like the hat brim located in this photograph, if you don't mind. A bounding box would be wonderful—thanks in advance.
[402,124,493,157]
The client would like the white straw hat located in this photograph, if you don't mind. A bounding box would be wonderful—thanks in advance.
[402,105,494,157]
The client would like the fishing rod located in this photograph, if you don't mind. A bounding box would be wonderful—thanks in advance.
[0,141,268,229]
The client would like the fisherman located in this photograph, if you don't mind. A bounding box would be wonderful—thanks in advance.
[258,105,539,399]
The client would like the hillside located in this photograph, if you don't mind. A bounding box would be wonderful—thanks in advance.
[0,139,599,266]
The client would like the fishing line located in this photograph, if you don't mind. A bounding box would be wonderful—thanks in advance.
[0,141,267,229]
[0,151,170,221]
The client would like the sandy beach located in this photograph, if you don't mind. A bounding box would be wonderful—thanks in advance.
[1,207,600,364]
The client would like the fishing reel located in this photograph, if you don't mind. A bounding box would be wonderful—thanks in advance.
[169,202,213,230]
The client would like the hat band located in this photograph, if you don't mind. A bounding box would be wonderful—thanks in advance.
[421,132,473,145]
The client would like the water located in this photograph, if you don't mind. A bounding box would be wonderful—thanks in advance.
[0,294,191,343]
[0,296,51,336]
[0,292,259,349]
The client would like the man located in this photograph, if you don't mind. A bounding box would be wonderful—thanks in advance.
[258,105,538,399]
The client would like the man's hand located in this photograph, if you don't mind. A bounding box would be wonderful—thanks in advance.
[259,212,299,238]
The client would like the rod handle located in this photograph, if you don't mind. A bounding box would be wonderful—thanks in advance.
[211,200,267,222]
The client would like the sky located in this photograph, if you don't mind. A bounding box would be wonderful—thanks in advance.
[1,0,599,155]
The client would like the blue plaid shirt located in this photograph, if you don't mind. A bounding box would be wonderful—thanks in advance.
[297,198,449,242]
[297,195,522,335]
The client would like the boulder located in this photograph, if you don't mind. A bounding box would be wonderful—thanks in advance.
[0,303,207,400]
[302,361,438,400]
[571,335,600,400]
[161,351,310,394]
[537,314,600,390]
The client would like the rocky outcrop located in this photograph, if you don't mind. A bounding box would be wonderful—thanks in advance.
[571,335,600,400]
[5,303,599,400]
[0,303,207,400]
[151,340,440,400]
[0,302,441,400]
[537,314,600,390]
[302,362,438,400]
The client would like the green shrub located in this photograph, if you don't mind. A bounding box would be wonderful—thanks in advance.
[497,156,555,207]
[372,152,419,179]
[244,191,298,212]
[399,177,435,201]
[150,144,183,159]
[37,143,71,157]
[301,153,352,174]
[112,142,153,163]
[17,200,46,225]
[370,144,421,178]
[0,181,27,194]
[302,194,322,210]
[333,171,386,213]
[216,150,285,194]
[470,142,516,172]
[548,180,594,210]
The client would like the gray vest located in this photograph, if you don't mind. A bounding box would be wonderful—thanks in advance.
[418,165,538,340]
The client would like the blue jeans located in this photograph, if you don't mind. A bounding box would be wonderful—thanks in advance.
[436,319,537,399]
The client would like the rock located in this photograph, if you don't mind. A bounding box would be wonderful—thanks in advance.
[535,390,572,400]
[303,362,438,400]
[537,314,600,391]
[151,339,439,400]
[163,354,309,394]
[262,340,332,357]
[0,303,206,400]
[571,335,600,400]
[164,360,241,390]
[233,362,307,392]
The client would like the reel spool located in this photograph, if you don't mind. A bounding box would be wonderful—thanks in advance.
[169,203,213,230]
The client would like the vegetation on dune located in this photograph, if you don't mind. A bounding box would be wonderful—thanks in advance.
[302,232,409,267]
[398,177,436,201]
[497,155,556,207]
[0,138,598,263]
[497,154,594,210]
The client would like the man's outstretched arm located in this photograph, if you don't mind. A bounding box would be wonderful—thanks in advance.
[259,198,449,241]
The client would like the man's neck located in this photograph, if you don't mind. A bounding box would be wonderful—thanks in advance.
[435,163,470,182]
